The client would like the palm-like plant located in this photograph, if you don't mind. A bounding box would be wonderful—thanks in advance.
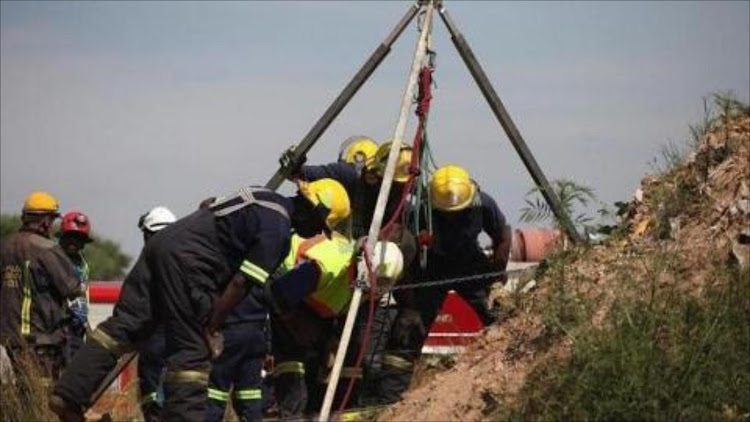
[520,179,600,233]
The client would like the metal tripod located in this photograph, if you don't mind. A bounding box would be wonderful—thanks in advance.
[265,0,582,244]
[262,2,584,420]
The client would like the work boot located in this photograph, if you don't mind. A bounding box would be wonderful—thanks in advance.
[49,394,85,422]
[141,401,164,422]
[275,372,307,419]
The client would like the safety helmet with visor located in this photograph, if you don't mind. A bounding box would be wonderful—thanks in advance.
[297,178,351,235]
[429,164,477,212]
[338,136,378,170]
[372,140,413,183]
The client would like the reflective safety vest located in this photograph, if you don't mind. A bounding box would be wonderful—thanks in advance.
[279,233,355,317]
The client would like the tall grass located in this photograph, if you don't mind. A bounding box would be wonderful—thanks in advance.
[498,258,749,421]
[0,348,57,421]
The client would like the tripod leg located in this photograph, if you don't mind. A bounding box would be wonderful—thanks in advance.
[88,351,138,407]
[266,2,421,190]
[437,6,584,244]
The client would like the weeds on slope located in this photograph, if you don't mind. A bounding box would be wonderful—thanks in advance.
[500,255,749,422]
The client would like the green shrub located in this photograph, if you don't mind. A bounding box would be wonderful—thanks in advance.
[498,263,750,421]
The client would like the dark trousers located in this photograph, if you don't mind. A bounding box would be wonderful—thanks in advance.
[207,321,266,422]
[375,251,497,404]
[356,302,398,406]
[271,307,333,418]
[137,324,167,422]
[54,209,233,422]
[64,325,85,368]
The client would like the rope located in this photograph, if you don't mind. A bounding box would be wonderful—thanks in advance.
[380,65,434,237]
[337,243,377,412]
[338,49,438,417]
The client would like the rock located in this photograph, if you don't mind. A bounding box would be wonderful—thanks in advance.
[634,188,644,203]
[737,199,750,215]
[0,345,15,385]
[740,181,750,198]
[732,236,750,270]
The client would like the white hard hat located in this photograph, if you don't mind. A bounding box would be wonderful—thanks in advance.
[368,241,404,283]
[139,206,176,233]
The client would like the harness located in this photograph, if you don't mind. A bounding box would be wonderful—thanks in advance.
[208,186,289,220]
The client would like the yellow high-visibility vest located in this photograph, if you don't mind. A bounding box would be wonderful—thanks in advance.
[279,233,355,317]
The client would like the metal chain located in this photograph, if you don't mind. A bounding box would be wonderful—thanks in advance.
[376,267,536,293]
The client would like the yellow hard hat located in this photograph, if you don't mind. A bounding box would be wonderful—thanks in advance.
[373,140,413,183]
[299,178,351,229]
[429,165,477,212]
[22,191,60,215]
[340,136,378,168]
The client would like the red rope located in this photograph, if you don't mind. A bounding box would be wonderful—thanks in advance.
[337,243,377,412]
[380,65,434,236]
[337,65,435,412]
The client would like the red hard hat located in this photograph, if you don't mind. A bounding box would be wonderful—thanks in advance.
[60,211,92,240]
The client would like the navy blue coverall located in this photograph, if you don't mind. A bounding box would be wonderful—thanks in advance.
[53,189,292,422]
[206,299,268,422]
[297,163,416,408]
[376,189,509,404]
[136,324,166,422]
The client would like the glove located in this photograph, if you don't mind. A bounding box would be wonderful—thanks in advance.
[198,196,216,210]
[393,308,425,348]
[278,144,306,178]
[203,328,224,360]
[68,296,89,329]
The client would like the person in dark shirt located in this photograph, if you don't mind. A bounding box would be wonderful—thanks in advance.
[292,139,420,408]
[134,206,176,422]
[58,211,94,365]
[1,192,83,385]
[375,164,512,404]
[296,139,413,240]
[50,180,351,422]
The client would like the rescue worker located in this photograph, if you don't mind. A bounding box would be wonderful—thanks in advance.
[135,206,176,422]
[336,135,379,181]
[0,192,83,385]
[58,211,94,364]
[206,309,267,422]
[50,179,350,422]
[286,139,418,408]
[201,188,283,422]
[375,164,513,404]
[269,231,403,419]
[289,137,414,241]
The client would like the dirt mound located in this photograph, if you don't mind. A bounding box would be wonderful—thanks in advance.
[380,111,749,421]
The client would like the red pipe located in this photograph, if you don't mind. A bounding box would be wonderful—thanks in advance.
[88,281,123,304]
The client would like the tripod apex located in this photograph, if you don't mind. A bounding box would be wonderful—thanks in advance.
[418,0,443,8]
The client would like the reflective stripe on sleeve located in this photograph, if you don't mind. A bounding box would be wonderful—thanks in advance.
[207,388,229,402]
[88,328,128,355]
[234,388,262,401]
[240,260,269,285]
[21,261,32,336]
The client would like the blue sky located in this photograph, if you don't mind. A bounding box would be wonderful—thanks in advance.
[2,1,748,264]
